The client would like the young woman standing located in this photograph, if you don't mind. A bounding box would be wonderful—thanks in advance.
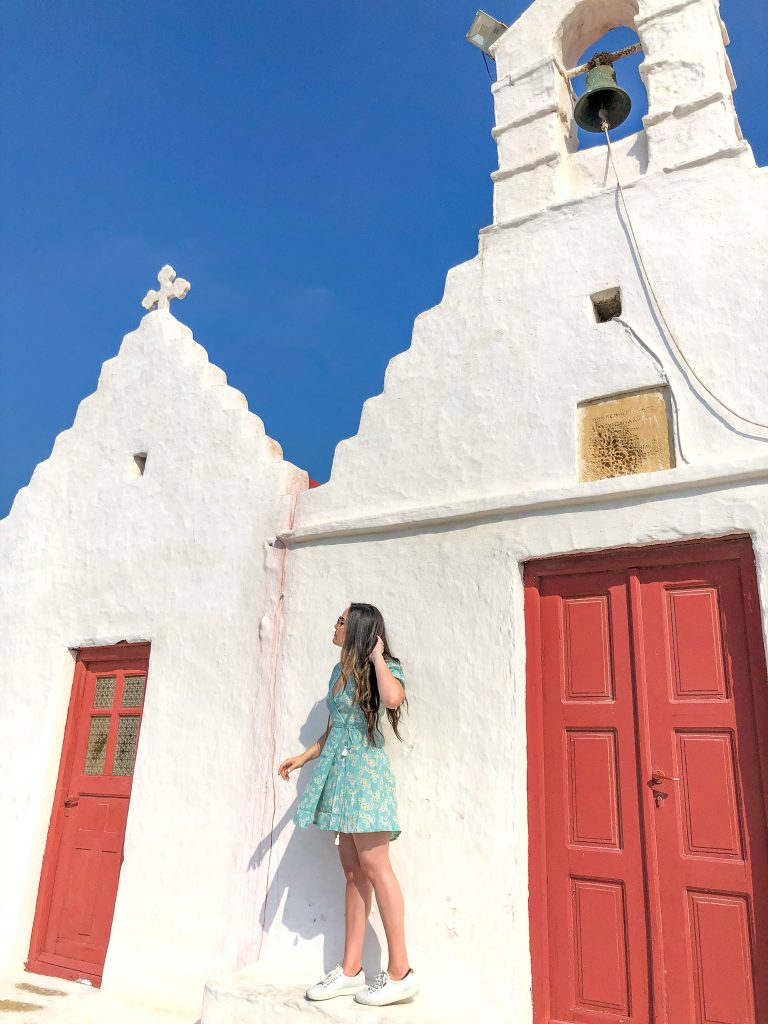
[278,602,417,1007]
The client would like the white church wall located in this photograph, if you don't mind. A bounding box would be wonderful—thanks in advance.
[256,528,526,1022]
[234,474,768,1024]
[301,155,768,528]
[0,309,306,1011]
[3,0,767,1019]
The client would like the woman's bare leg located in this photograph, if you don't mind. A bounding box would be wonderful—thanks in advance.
[338,832,373,976]
[353,832,410,979]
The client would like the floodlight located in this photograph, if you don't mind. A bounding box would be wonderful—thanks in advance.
[465,10,508,58]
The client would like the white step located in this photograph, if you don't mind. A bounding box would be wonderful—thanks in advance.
[0,971,197,1024]
[201,958,505,1024]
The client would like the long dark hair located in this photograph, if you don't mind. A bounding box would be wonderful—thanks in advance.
[340,602,406,746]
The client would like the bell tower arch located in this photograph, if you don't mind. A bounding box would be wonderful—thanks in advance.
[488,0,752,225]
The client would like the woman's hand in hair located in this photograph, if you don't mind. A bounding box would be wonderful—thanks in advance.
[370,637,406,709]
[369,634,385,662]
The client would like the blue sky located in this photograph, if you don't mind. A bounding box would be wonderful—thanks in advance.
[1,1,765,514]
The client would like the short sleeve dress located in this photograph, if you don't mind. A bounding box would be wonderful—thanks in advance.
[293,659,406,842]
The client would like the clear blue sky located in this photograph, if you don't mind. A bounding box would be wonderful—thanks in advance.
[1,1,765,514]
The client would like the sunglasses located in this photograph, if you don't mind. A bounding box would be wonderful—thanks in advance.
[335,616,346,627]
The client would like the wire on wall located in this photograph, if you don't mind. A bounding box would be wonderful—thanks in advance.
[614,315,690,465]
[602,122,768,437]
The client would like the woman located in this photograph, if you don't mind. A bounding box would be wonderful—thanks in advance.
[278,602,417,1007]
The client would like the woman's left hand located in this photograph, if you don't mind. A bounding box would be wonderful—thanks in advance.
[370,635,384,661]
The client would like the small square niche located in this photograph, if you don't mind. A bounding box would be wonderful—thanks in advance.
[130,452,147,479]
[591,287,622,323]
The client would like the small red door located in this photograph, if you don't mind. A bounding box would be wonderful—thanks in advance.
[526,539,768,1024]
[28,644,149,985]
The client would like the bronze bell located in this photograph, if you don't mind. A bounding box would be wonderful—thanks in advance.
[573,59,632,133]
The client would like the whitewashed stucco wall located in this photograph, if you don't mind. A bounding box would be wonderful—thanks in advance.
[0,311,306,1011]
[239,482,768,1024]
[302,156,768,527]
[3,0,767,1021]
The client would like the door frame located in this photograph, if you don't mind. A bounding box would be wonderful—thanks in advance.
[523,535,768,1023]
[26,642,150,985]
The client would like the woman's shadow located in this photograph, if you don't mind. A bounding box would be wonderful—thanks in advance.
[247,700,383,973]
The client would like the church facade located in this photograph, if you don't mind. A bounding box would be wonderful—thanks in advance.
[2,1,767,1022]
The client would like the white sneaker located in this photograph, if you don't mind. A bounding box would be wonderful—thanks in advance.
[354,968,418,1006]
[305,963,366,1001]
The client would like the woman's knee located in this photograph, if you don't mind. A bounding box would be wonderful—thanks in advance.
[358,851,390,885]
[338,834,364,883]
[341,858,370,886]
[341,862,364,884]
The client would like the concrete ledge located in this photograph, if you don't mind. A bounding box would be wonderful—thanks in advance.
[491,103,563,138]
[283,456,768,546]
[635,0,702,30]
[662,140,753,174]
[490,150,559,182]
[491,54,554,92]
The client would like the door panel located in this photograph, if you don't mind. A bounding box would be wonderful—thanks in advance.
[540,572,650,1023]
[633,560,768,1023]
[527,540,768,1024]
[46,796,129,964]
[28,645,149,985]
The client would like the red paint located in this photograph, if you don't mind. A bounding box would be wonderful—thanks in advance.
[525,538,768,1024]
[27,643,150,986]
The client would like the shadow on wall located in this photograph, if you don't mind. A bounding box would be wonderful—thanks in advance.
[247,702,384,972]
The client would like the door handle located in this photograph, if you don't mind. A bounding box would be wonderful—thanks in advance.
[64,796,79,807]
[649,770,681,786]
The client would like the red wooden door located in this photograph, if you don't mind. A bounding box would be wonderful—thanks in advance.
[28,644,149,985]
[632,560,768,1023]
[526,540,768,1024]
[538,570,650,1023]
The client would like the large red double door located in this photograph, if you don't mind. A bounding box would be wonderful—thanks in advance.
[525,539,768,1024]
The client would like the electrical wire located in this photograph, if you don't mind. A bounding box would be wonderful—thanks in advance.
[614,315,690,465]
[601,120,768,436]
[482,51,494,82]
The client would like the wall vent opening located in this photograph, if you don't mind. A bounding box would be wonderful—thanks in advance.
[131,453,147,478]
[591,287,622,323]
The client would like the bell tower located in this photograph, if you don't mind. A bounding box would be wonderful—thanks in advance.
[487,0,753,225]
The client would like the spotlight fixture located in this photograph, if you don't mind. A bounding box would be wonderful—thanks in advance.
[465,10,508,58]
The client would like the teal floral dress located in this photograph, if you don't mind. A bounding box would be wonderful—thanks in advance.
[293,660,406,842]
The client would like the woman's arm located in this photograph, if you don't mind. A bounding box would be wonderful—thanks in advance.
[278,717,331,779]
[302,716,332,764]
[371,638,406,709]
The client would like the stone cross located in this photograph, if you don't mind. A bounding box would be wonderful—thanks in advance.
[142,265,191,312]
